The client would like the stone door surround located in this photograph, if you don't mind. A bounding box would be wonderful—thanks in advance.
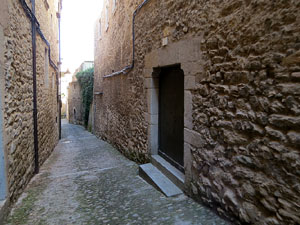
[144,37,203,187]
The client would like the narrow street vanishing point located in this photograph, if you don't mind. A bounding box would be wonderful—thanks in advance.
[5,121,229,225]
[1,0,300,224]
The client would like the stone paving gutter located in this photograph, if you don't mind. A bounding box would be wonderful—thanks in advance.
[4,122,230,225]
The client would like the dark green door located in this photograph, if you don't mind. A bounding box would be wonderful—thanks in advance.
[158,66,184,172]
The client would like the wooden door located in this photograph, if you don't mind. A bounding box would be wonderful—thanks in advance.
[158,66,184,172]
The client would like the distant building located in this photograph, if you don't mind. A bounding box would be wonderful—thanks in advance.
[93,1,300,224]
[68,77,83,125]
[79,61,94,72]
[68,61,94,125]
[74,61,94,77]
[60,69,72,118]
[0,0,62,220]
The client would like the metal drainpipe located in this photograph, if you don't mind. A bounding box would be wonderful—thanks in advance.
[102,0,151,78]
[30,0,39,174]
[56,70,60,136]
[58,10,62,139]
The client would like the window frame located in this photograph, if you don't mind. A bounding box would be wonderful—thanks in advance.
[98,19,102,40]
[112,0,117,14]
[105,0,109,31]
[44,48,49,88]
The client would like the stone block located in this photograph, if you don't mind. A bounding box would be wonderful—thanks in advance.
[265,126,286,142]
[177,38,202,63]
[269,114,300,129]
[291,72,300,80]
[184,76,196,90]
[0,0,8,29]
[144,77,159,89]
[184,91,193,130]
[277,83,300,96]
[184,128,205,148]
[184,142,192,185]
[145,50,158,69]
[157,46,180,66]
[143,68,154,78]
[287,131,300,147]
[222,129,248,145]
[146,88,159,115]
[148,124,158,155]
[181,62,204,77]
[144,112,158,125]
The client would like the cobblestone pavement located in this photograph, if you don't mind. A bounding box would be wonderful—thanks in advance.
[5,121,231,225]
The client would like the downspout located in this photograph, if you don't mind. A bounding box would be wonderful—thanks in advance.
[102,0,151,78]
[19,0,59,173]
[58,8,62,139]
[56,70,59,135]
[30,0,39,174]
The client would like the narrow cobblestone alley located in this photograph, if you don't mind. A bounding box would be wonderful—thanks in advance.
[4,120,230,225]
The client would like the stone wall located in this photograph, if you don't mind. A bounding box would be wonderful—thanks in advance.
[35,0,60,165]
[2,0,60,204]
[94,0,300,224]
[94,0,148,162]
[68,81,84,125]
[0,0,9,203]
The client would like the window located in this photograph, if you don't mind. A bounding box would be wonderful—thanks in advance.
[112,0,116,13]
[51,14,53,31]
[98,19,102,39]
[45,48,49,87]
[105,0,109,31]
[52,72,55,89]
[43,0,49,10]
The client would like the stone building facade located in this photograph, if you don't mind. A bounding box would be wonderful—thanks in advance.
[0,0,61,219]
[61,70,72,118]
[68,76,83,125]
[94,0,300,224]
[68,61,94,125]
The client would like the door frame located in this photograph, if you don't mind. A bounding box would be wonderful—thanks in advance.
[144,37,202,187]
[158,65,184,172]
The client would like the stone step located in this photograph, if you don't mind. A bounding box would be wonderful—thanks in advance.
[139,163,183,197]
[0,199,9,223]
[151,155,185,191]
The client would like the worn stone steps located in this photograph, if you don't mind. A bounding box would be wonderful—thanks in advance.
[0,199,8,223]
[151,155,185,191]
[139,163,183,197]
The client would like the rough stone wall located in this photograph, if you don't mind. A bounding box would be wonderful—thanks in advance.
[94,0,300,224]
[189,1,300,224]
[2,0,59,203]
[35,0,60,166]
[68,81,84,125]
[36,0,60,64]
[0,0,9,203]
[35,35,59,166]
[94,0,149,162]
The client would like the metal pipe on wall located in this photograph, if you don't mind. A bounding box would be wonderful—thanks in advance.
[30,0,39,174]
[19,0,60,173]
[102,0,151,78]
[58,8,62,140]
